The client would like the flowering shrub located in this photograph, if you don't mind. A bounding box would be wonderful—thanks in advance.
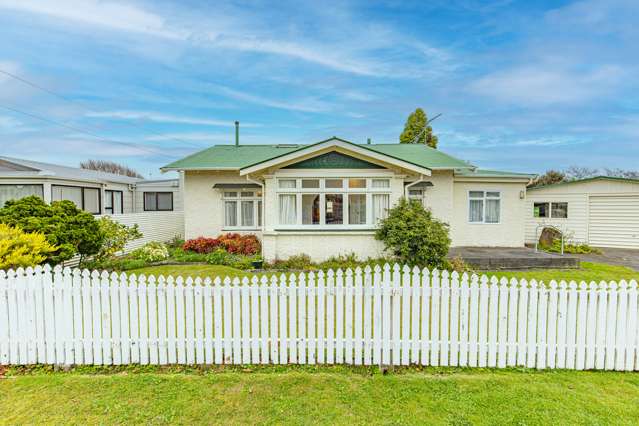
[0,223,58,270]
[183,233,260,255]
[131,241,169,263]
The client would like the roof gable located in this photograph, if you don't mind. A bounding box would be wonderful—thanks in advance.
[282,151,385,169]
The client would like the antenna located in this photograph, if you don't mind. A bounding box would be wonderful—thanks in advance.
[411,113,442,144]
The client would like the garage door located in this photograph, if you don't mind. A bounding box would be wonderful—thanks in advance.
[589,195,639,248]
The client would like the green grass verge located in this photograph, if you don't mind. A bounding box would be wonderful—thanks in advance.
[1,367,638,424]
[129,261,639,284]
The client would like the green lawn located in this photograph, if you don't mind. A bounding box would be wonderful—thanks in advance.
[1,367,638,424]
[130,261,639,283]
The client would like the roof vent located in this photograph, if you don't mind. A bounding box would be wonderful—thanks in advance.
[276,144,299,148]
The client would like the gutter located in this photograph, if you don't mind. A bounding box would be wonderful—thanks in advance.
[404,174,429,198]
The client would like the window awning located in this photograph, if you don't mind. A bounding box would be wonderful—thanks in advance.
[405,181,434,188]
[212,183,261,189]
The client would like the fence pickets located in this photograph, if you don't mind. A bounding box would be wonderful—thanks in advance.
[0,264,638,370]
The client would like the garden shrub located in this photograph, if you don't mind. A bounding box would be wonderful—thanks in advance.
[131,242,170,263]
[95,217,142,261]
[0,196,104,264]
[0,223,57,270]
[206,248,258,269]
[183,233,261,255]
[375,198,451,269]
[268,254,315,270]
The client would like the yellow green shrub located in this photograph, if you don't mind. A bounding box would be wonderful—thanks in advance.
[0,223,57,270]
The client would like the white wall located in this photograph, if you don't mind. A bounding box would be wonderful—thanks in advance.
[262,231,385,262]
[183,171,260,239]
[450,180,527,247]
[98,211,184,252]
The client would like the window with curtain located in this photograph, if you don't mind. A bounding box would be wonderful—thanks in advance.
[52,185,100,214]
[372,193,389,223]
[105,190,123,214]
[469,191,501,223]
[223,190,261,228]
[0,184,43,208]
[276,177,391,228]
[279,194,297,224]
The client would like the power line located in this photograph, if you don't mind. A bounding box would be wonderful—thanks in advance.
[0,104,176,160]
[411,113,442,144]
[0,67,207,150]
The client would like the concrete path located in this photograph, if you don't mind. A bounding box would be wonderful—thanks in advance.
[566,247,639,271]
[448,246,578,270]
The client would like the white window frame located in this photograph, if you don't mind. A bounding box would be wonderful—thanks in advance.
[222,190,262,230]
[468,190,501,224]
[534,201,568,219]
[275,177,392,230]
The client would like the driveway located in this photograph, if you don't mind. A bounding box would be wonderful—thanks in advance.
[566,247,639,271]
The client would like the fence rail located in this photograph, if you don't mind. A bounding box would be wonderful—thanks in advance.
[1,264,638,370]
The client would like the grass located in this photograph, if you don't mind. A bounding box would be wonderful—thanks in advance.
[129,261,639,284]
[1,367,638,424]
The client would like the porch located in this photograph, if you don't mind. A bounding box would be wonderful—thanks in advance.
[448,246,580,270]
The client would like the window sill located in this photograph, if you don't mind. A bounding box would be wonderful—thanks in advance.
[222,227,262,232]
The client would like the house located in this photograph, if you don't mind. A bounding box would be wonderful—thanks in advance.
[0,156,183,214]
[162,137,534,262]
[526,176,639,249]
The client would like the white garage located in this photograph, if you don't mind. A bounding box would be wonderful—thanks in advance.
[588,195,639,248]
[525,177,639,249]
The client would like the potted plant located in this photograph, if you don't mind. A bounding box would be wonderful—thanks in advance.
[251,257,264,269]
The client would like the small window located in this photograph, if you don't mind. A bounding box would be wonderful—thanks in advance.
[240,192,255,197]
[551,202,568,218]
[534,202,549,218]
[469,190,500,223]
[371,179,390,189]
[144,192,173,211]
[105,190,123,215]
[278,179,297,189]
[325,179,343,189]
[301,179,320,188]
[223,192,238,198]
[348,178,366,189]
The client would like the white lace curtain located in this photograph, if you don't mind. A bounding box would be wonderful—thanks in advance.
[279,194,297,224]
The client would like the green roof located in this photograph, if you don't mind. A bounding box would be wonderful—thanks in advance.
[455,169,536,179]
[528,175,639,191]
[161,137,474,171]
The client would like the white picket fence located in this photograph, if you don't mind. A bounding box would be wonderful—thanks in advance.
[1,264,638,370]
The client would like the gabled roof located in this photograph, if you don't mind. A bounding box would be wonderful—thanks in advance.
[161,137,475,173]
[0,156,142,184]
[528,175,639,191]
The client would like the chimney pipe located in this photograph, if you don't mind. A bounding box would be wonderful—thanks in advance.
[367,137,371,145]
[235,121,239,147]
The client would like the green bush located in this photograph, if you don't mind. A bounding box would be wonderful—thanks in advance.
[0,223,58,270]
[375,198,451,269]
[0,196,104,264]
[131,242,169,263]
[206,248,258,269]
[95,217,142,261]
[545,240,602,255]
[169,247,209,262]
[267,254,315,271]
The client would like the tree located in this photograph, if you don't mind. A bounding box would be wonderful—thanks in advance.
[375,198,451,269]
[399,108,438,148]
[564,166,599,180]
[80,159,143,178]
[0,196,104,264]
[528,170,566,188]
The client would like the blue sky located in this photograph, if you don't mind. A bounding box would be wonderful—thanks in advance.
[0,0,637,178]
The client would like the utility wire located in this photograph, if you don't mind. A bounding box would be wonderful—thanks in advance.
[0,67,206,150]
[411,113,442,144]
[0,104,176,160]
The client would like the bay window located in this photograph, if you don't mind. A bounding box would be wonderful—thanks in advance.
[224,190,262,229]
[276,177,392,229]
[468,190,501,224]
[0,184,43,208]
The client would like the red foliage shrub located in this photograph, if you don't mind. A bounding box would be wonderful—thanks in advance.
[183,233,261,255]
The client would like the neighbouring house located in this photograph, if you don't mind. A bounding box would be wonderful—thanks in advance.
[0,156,183,214]
[526,176,639,249]
[162,137,534,261]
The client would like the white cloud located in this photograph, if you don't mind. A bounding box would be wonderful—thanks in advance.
[470,64,625,105]
[0,0,184,39]
[211,85,332,113]
[85,110,260,127]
